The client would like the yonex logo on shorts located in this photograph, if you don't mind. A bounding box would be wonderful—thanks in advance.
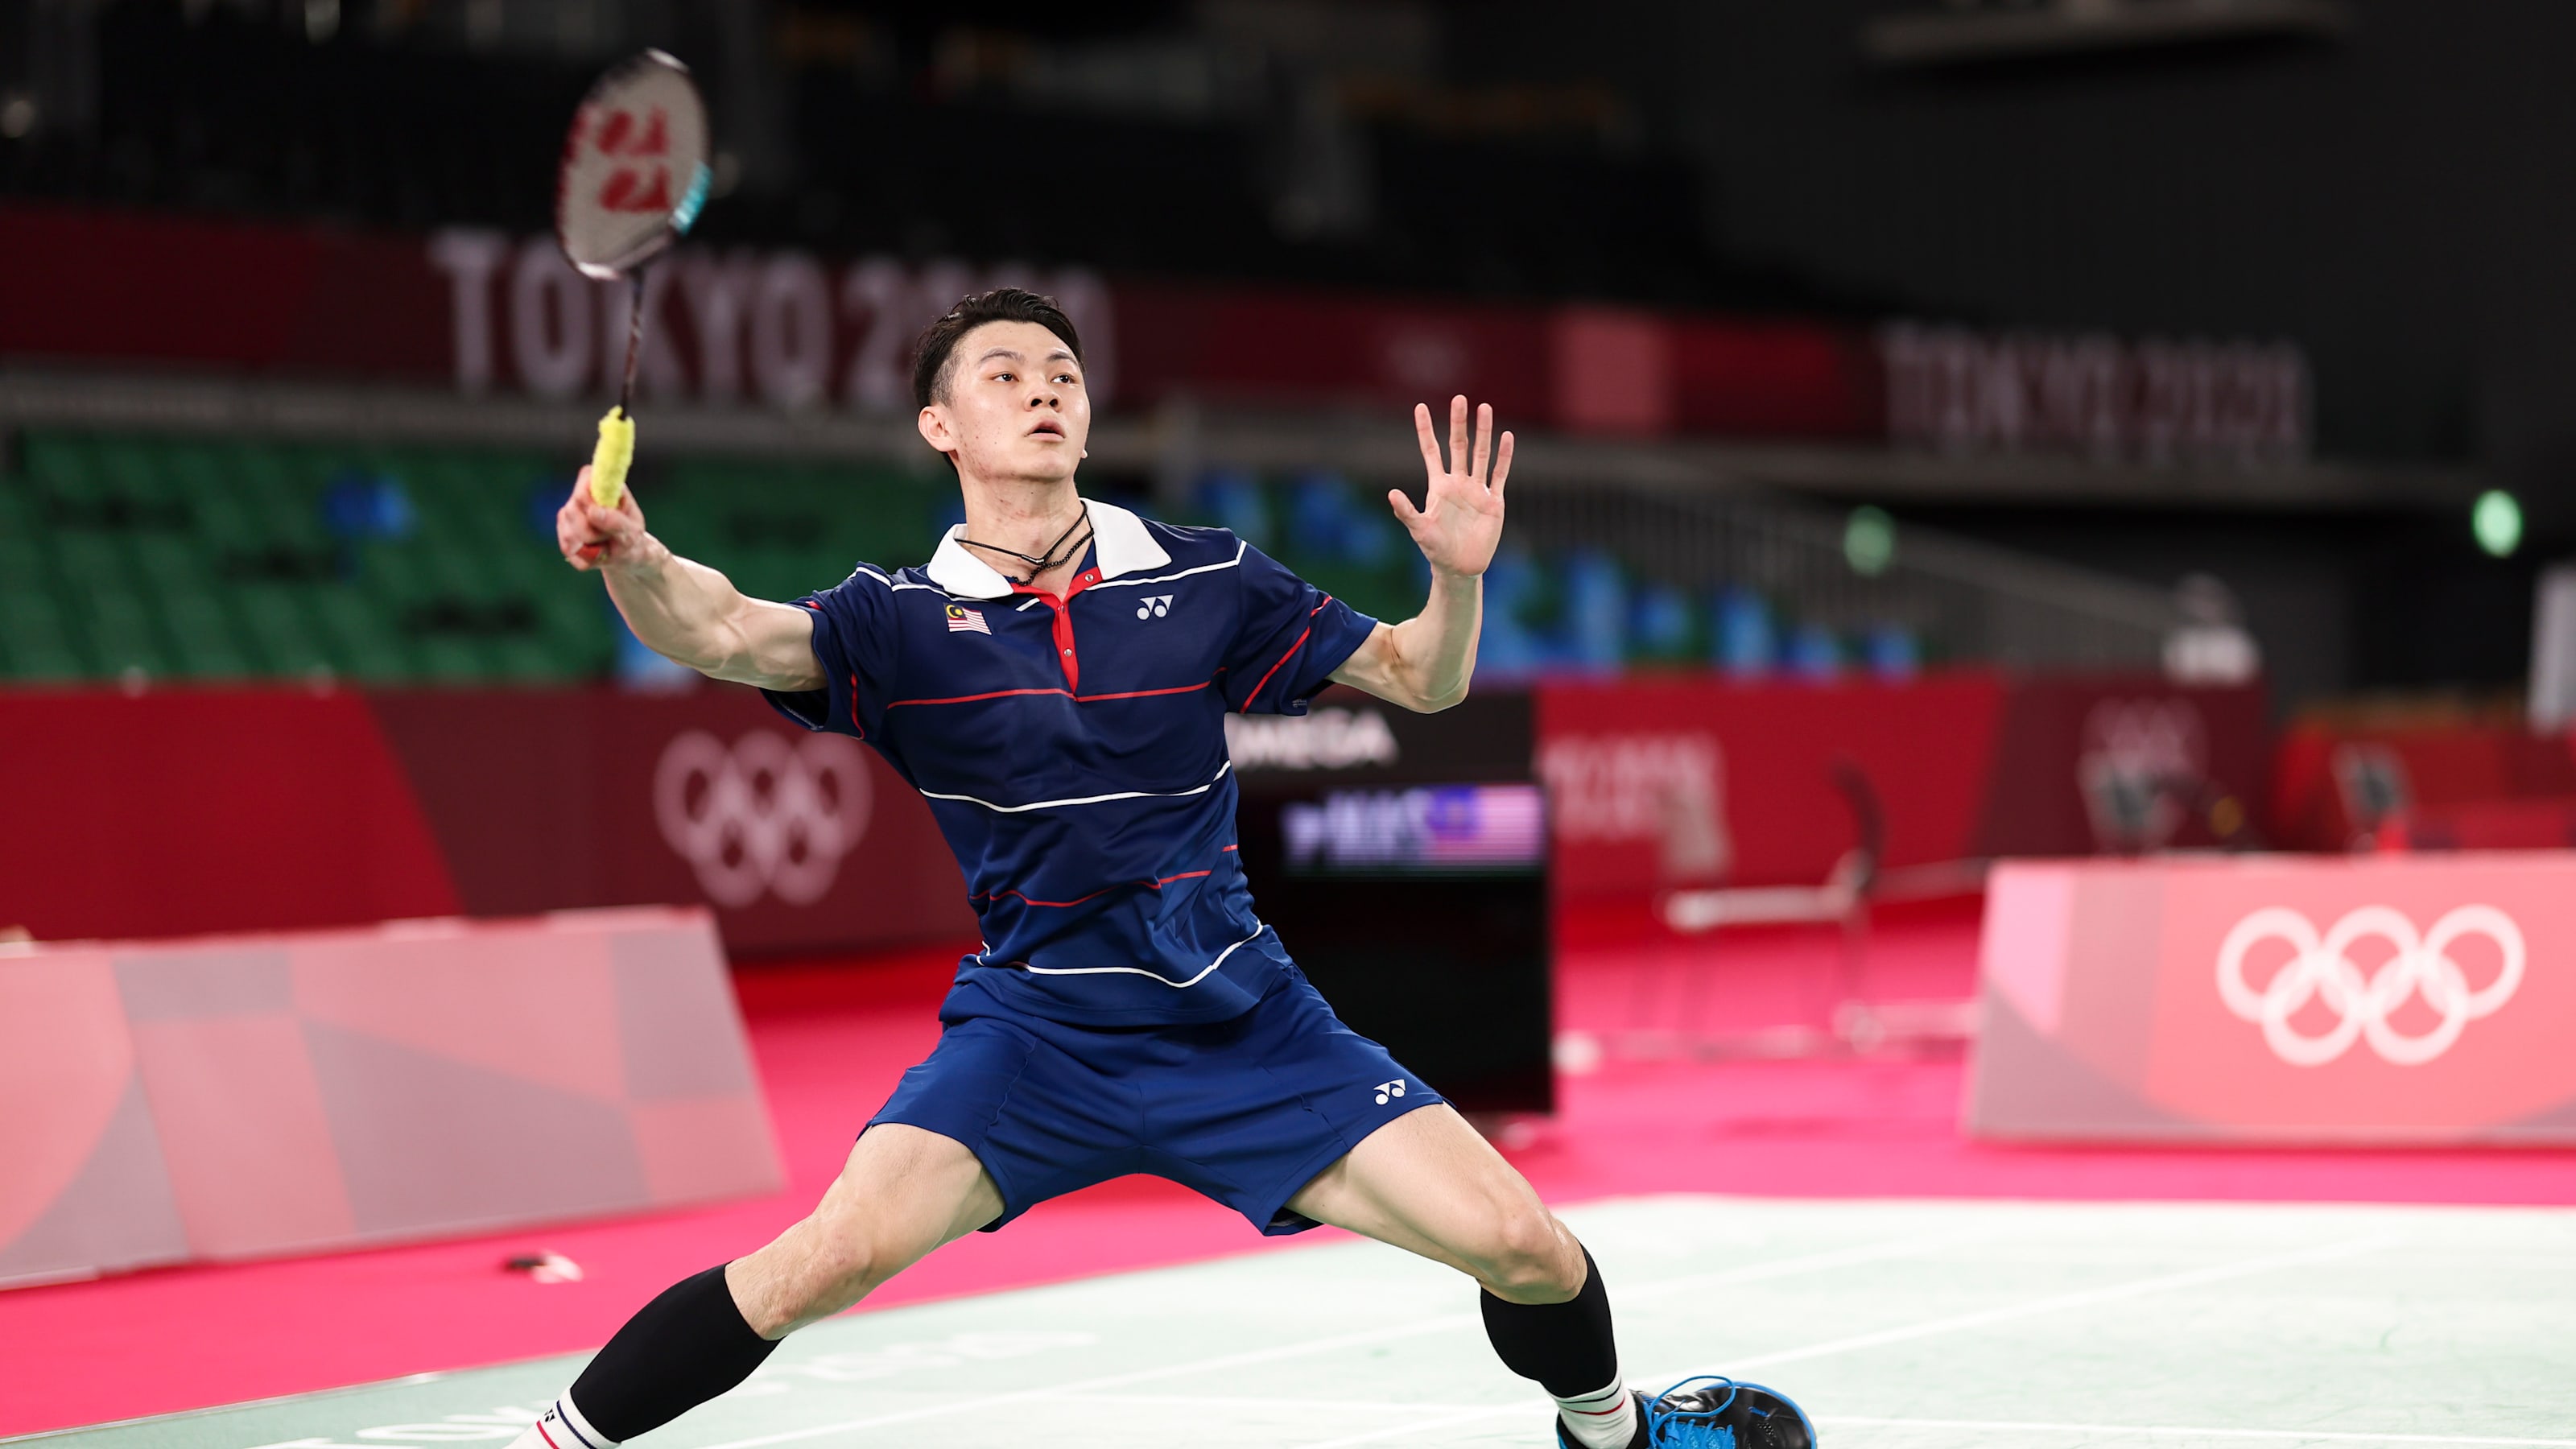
[1136,594,1174,620]
[1373,1079,1406,1105]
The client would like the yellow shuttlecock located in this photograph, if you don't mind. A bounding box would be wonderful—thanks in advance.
[588,407,635,508]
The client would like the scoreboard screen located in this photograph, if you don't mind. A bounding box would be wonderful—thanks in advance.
[1229,687,1551,1115]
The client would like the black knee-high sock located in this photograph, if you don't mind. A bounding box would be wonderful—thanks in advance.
[569,1266,780,1442]
[1480,1245,1620,1398]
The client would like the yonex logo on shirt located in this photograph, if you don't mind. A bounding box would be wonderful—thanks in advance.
[1136,594,1174,620]
[1373,1079,1407,1105]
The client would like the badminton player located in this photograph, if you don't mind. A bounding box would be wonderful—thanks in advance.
[526,288,1804,1449]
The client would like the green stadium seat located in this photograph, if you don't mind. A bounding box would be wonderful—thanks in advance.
[95,438,181,509]
[234,584,334,677]
[158,588,257,679]
[0,535,47,587]
[315,600,415,683]
[0,590,89,679]
[81,588,171,677]
[413,635,493,683]
[488,637,561,682]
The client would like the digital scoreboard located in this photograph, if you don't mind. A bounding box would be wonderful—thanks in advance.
[1228,686,1551,1115]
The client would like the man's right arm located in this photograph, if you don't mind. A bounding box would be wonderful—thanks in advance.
[555,467,826,692]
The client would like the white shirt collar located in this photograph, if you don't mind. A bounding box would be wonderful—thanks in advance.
[923,498,1171,600]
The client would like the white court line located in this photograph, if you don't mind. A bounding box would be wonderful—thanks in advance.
[1038,1397,2576,1449]
[683,1231,1968,1449]
[1287,1232,2405,1449]
[1055,1395,1493,1414]
[1820,1417,2576,1447]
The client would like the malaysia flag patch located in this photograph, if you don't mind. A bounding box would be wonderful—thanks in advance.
[943,604,990,635]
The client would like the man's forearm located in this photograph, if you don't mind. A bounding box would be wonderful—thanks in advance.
[1385,568,1482,710]
[601,537,766,679]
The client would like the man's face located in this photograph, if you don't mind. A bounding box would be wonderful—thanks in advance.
[917,320,1091,485]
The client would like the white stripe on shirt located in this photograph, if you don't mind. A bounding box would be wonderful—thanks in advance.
[919,762,1232,815]
[1011,925,1271,989]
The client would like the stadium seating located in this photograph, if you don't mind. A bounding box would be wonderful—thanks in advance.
[0,430,1913,687]
[0,433,958,685]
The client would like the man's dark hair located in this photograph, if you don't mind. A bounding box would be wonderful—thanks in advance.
[910,287,1084,411]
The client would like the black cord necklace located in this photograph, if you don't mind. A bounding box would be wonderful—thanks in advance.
[957,510,1094,586]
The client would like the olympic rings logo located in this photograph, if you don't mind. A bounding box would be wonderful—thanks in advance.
[2215,905,2524,1067]
[654,729,873,908]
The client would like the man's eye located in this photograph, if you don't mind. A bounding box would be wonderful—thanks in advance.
[1055,374,1078,385]
[994,372,1014,382]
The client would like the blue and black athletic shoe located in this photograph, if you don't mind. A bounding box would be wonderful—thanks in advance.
[1557,1378,1818,1449]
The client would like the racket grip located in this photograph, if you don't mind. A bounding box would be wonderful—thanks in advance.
[588,407,636,508]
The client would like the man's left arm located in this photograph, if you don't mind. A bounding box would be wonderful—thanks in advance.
[1330,394,1512,713]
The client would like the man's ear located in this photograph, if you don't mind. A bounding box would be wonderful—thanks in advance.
[917,404,956,460]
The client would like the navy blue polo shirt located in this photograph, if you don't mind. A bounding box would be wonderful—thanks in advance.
[765,499,1381,1026]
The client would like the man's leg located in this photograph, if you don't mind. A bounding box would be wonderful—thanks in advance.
[1286,1104,1637,1449]
[512,1125,1001,1449]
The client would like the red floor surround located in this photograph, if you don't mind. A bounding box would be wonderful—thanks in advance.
[3,915,2570,1436]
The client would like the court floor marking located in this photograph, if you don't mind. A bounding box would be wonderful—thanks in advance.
[687,1229,1975,1449]
[1044,1398,2576,1449]
[1818,1418,2576,1447]
[1285,1232,2407,1449]
[1055,1394,1492,1414]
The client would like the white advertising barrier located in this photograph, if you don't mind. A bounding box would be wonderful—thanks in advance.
[0,907,781,1290]
[1970,852,2576,1144]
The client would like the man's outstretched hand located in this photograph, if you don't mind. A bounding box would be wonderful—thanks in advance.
[556,464,650,571]
[1394,395,1510,579]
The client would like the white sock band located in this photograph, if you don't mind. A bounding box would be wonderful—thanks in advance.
[1554,1373,1637,1449]
[540,1397,621,1449]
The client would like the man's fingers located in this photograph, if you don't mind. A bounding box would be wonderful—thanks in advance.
[1414,402,1445,478]
[1490,431,1515,502]
[1471,402,1494,484]
[1387,488,1424,526]
[1447,395,1470,477]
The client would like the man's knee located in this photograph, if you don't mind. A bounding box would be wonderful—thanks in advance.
[736,1220,886,1336]
[804,1228,886,1305]
[1469,1203,1583,1303]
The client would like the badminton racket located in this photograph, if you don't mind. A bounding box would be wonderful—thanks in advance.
[555,48,711,524]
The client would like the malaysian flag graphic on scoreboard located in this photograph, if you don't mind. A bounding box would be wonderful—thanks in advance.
[943,605,989,635]
[1280,785,1546,875]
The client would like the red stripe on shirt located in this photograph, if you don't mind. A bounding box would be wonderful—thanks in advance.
[888,686,1074,708]
[1075,680,1216,702]
[887,679,1215,708]
[974,867,1218,910]
[1242,626,1312,712]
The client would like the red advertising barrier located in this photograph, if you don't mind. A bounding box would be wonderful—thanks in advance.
[2,676,2264,952]
[0,206,450,382]
[0,908,779,1288]
[2270,718,2576,851]
[1970,854,2576,1144]
[0,687,975,954]
[1534,675,2270,931]
[1536,675,2008,898]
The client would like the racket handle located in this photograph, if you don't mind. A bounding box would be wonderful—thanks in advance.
[588,406,636,508]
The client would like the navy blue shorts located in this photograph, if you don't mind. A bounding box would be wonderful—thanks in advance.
[868,968,1444,1235]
